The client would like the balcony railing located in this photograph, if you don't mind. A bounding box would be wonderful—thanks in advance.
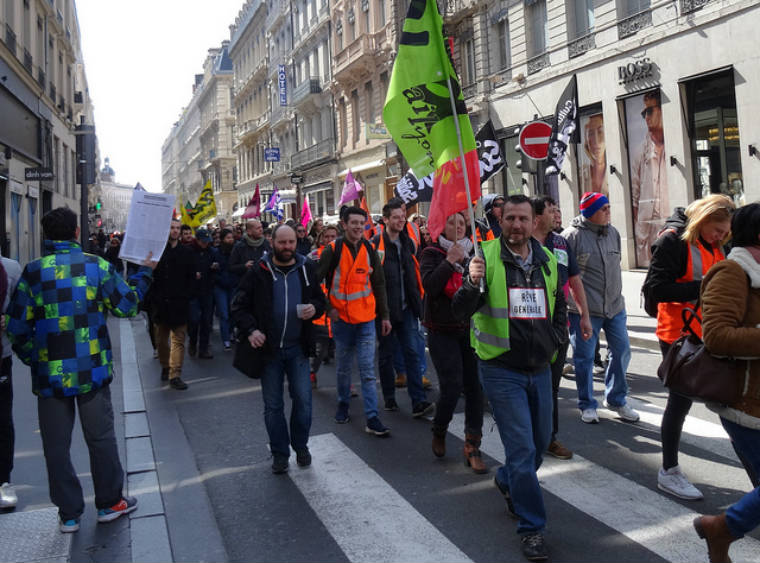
[568,32,596,59]
[292,77,321,105]
[462,83,478,99]
[291,137,335,170]
[681,0,711,13]
[5,24,16,57]
[526,52,550,75]
[618,9,653,39]
[23,48,33,72]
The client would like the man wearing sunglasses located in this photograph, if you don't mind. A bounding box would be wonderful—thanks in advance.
[631,90,669,267]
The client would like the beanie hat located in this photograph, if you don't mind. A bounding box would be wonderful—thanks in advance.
[580,192,609,218]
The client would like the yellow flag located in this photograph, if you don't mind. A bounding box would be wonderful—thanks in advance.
[184,180,217,228]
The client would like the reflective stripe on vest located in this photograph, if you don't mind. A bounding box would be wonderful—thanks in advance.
[470,239,558,361]
[328,240,376,323]
[655,239,725,344]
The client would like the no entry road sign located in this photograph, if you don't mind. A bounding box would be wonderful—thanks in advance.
[519,121,552,160]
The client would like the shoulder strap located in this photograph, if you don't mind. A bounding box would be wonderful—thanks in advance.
[326,238,344,290]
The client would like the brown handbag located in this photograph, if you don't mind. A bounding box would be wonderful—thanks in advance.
[657,307,745,405]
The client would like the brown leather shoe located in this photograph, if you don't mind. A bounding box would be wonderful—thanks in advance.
[694,513,736,563]
[432,426,446,458]
[395,373,407,388]
[547,440,573,460]
[463,433,488,474]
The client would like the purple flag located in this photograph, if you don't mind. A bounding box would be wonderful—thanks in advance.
[339,170,363,206]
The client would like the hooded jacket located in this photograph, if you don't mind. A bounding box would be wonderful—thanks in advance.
[701,247,760,425]
[561,215,624,318]
[229,234,271,278]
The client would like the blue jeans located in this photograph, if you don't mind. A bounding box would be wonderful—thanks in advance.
[188,293,214,352]
[333,319,378,420]
[569,311,631,410]
[213,286,233,344]
[378,308,426,405]
[393,322,428,377]
[480,362,552,535]
[260,345,311,458]
[721,418,760,537]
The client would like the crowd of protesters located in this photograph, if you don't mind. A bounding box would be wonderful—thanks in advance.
[0,192,758,563]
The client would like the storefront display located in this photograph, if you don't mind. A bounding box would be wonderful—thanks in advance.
[578,111,608,196]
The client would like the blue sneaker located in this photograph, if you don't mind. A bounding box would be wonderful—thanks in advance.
[97,496,138,523]
[365,416,390,437]
[335,402,350,424]
[59,517,80,533]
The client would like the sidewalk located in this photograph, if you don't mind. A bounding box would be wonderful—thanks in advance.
[620,269,658,351]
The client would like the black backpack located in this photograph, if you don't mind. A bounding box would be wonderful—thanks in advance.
[641,269,659,318]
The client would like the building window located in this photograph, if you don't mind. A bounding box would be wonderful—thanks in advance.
[573,0,594,37]
[380,71,389,102]
[623,0,650,17]
[377,0,386,27]
[351,89,360,143]
[463,38,476,85]
[498,18,510,71]
[340,98,348,147]
[335,19,343,51]
[525,0,548,57]
[365,81,374,123]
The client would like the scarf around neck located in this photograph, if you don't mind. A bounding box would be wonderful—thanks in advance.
[244,233,265,248]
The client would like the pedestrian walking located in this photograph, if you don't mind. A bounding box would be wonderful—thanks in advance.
[295,224,313,256]
[317,206,392,437]
[229,219,271,279]
[562,192,639,424]
[372,198,432,417]
[0,253,22,509]
[231,225,325,474]
[212,228,237,351]
[420,211,485,472]
[187,228,216,359]
[308,224,339,388]
[452,195,566,561]
[532,196,593,460]
[693,202,760,562]
[151,219,196,390]
[646,194,733,500]
[5,207,156,532]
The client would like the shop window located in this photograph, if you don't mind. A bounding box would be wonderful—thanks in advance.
[577,106,607,198]
[623,89,667,268]
[684,70,742,204]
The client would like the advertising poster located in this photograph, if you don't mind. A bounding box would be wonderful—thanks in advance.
[625,89,668,268]
[579,112,608,197]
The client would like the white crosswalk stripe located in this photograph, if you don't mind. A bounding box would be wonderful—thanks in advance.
[448,412,760,563]
[289,433,472,563]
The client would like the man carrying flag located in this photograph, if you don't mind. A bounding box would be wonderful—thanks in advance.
[382,0,480,241]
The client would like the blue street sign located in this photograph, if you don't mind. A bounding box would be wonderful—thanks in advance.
[264,148,280,162]
[278,65,287,106]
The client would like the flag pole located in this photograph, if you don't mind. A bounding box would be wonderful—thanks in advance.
[443,74,484,292]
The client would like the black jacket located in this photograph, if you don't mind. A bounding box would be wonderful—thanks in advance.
[229,236,271,278]
[420,243,469,332]
[648,208,720,304]
[191,241,216,296]
[149,242,196,326]
[451,237,567,373]
[231,255,325,359]
[372,230,422,323]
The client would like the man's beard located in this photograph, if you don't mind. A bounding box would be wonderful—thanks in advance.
[274,248,294,263]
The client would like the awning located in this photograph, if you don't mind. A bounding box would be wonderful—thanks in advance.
[338,159,385,178]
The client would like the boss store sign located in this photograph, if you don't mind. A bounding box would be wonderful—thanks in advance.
[618,57,654,85]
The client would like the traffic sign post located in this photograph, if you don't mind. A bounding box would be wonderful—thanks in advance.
[518,121,552,160]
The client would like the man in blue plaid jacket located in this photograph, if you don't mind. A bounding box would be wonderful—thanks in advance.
[6,207,157,533]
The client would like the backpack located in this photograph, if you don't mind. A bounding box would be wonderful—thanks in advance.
[641,269,659,318]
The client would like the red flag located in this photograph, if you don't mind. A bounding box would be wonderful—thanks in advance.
[427,150,481,240]
[359,197,375,240]
[242,184,261,219]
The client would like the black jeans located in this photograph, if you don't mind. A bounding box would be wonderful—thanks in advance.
[550,338,570,442]
[659,340,694,470]
[0,356,13,483]
[310,324,330,374]
[188,293,214,353]
[428,330,483,434]
[38,385,124,520]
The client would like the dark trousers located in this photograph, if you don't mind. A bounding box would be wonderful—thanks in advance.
[658,340,694,470]
[429,330,483,434]
[188,293,214,353]
[377,308,425,406]
[0,357,13,483]
[38,385,124,520]
[550,338,570,442]
[310,324,330,374]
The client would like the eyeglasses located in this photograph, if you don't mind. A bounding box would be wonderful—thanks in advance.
[492,202,504,208]
[640,105,660,119]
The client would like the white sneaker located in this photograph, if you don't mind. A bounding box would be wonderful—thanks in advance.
[581,408,599,424]
[658,466,704,500]
[0,482,17,508]
[604,401,640,422]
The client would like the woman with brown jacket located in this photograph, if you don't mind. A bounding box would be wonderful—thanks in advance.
[693,203,760,563]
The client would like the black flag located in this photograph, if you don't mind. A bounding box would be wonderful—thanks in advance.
[545,75,578,175]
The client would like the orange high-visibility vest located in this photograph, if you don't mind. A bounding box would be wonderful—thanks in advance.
[656,239,725,344]
[311,246,332,336]
[475,223,494,243]
[406,221,420,252]
[375,233,424,299]
[328,240,376,324]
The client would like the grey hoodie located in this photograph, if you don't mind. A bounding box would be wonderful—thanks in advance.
[561,215,625,319]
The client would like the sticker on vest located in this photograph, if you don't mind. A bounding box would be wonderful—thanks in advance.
[553,248,568,267]
[508,287,547,319]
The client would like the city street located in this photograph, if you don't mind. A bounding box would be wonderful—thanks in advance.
[3,302,760,562]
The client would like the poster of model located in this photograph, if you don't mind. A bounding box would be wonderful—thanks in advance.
[579,112,608,197]
[625,89,668,268]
